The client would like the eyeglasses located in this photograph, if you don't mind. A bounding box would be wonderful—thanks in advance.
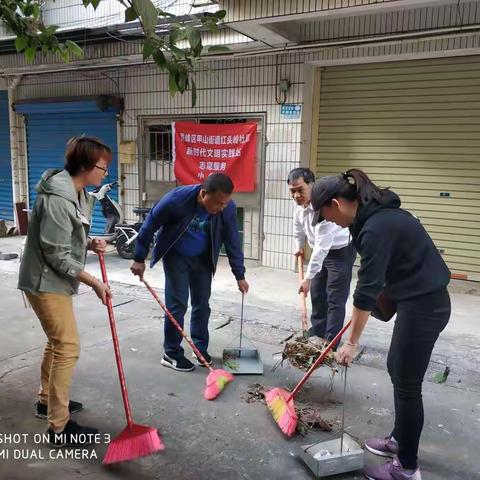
[95,165,108,175]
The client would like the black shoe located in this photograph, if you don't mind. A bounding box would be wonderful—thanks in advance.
[35,400,83,419]
[161,354,195,372]
[192,350,212,367]
[48,420,98,448]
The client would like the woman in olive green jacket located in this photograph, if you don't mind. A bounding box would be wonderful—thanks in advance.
[18,136,112,448]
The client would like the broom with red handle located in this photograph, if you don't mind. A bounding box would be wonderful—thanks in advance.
[266,319,352,437]
[99,254,164,464]
[297,254,309,336]
[142,278,234,401]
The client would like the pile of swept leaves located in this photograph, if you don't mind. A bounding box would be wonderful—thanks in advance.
[277,335,338,373]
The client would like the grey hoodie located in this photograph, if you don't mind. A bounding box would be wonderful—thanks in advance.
[18,169,93,295]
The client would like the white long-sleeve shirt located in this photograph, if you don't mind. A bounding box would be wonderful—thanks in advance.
[293,203,351,280]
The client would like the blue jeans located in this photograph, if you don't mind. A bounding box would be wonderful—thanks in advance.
[162,249,212,359]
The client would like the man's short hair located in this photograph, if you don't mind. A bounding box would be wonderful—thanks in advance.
[202,173,234,195]
[287,167,315,185]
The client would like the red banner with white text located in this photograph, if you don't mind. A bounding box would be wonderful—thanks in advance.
[173,121,257,192]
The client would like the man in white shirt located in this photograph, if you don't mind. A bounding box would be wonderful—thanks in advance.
[288,168,355,341]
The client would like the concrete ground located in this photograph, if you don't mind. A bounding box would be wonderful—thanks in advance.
[0,236,479,480]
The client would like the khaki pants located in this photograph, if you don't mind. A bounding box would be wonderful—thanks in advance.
[26,292,80,432]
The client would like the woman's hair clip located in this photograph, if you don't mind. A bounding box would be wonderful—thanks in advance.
[342,171,355,184]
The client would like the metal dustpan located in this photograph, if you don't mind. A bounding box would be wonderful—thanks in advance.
[296,433,364,478]
[222,294,263,375]
[296,368,364,477]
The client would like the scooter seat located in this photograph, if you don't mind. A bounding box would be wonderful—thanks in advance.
[133,207,151,215]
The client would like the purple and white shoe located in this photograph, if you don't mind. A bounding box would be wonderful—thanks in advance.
[365,436,399,457]
[363,458,422,480]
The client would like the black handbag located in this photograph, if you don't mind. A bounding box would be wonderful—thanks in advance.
[371,290,396,322]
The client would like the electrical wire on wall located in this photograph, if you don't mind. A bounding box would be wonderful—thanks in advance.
[274,54,288,105]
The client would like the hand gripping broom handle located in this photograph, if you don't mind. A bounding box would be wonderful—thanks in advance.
[142,279,214,373]
[297,255,308,332]
[287,319,352,402]
[98,254,133,427]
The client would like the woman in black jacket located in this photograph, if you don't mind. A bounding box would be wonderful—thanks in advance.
[310,169,450,480]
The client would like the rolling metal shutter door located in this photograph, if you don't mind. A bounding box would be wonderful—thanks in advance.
[317,56,480,280]
[15,100,119,235]
[0,91,12,221]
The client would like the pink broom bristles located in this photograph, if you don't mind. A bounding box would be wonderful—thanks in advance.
[103,424,165,465]
[266,320,353,437]
[205,369,235,401]
[265,387,298,437]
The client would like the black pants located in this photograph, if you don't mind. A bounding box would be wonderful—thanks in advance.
[309,245,355,341]
[387,287,450,469]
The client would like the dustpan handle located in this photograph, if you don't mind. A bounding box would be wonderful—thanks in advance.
[142,279,214,372]
[287,319,352,402]
[239,293,244,350]
[297,255,308,332]
[98,254,133,427]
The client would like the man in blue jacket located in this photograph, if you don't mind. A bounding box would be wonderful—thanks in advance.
[130,173,249,372]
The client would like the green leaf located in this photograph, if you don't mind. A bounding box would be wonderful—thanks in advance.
[207,45,230,53]
[193,42,203,57]
[132,0,158,35]
[25,46,36,63]
[191,78,197,107]
[169,28,187,45]
[168,73,178,97]
[201,18,219,34]
[169,45,186,59]
[46,25,59,34]
[187,28,201,50]
[66,40,84,58]
[125,7,138,22]
[57,44,70,63]
[433,366,450,384]
[24,5,34,16]
[157,9,175,18]
[214,10,227,20]
[142,40,154,61]
[165,59,178,75]
[15,36,29,53]
[83,0,102,8]
[152,49,167,70]
[177,70,188,93]
[32,4,40,18]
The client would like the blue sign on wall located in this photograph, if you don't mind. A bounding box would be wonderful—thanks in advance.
[280,103,302,120]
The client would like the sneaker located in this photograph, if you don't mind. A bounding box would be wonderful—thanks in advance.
[365,436,399,457]
[48,420,99,448]
[192,350,212,367]
[161,354,195,372]
[363,458,422,480]
[35,400,83,419]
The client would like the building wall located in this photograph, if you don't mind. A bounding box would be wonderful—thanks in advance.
[13,54,306,269]
[222,0,398,22]
[10,28,480,269]
[316,55,480,280]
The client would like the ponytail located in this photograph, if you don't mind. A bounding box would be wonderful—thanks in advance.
[336,169,388,205]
